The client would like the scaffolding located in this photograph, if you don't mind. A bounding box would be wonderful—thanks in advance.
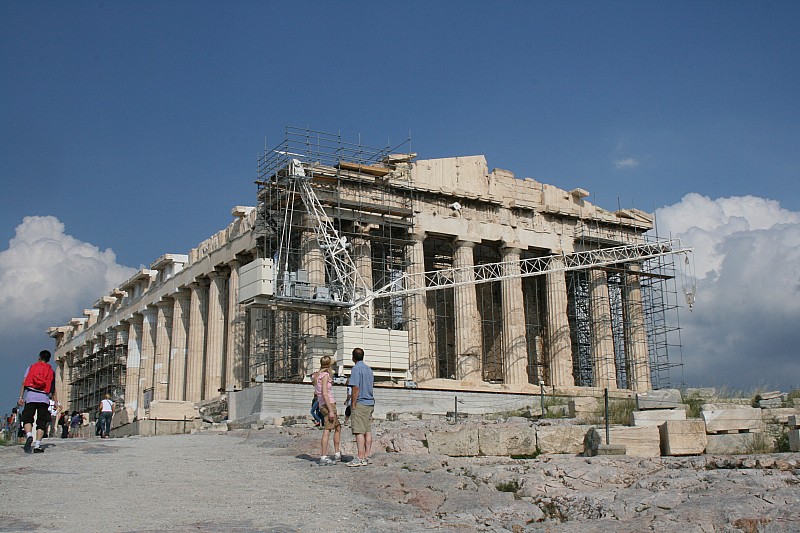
[247,126,685,389]
[68,341,127,415]
[249,127,415,381]
[570,225,685,390]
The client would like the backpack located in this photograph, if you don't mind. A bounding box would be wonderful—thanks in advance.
[23,361,54,393]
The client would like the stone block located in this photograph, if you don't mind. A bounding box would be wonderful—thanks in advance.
[789,415,799,429]
[536,424,590,454]
[148,400,200,421]
[479,426,538,456]
[701,407,762,434]
[705,432,758,454]
[426,427,479,456]
[568,397,598,421]
[684,387,716,401]
[757,397,783,408]
[631,408,687,427]
[584,427,628,456]
[111,407,135,429]
[607,426,661,457]
[759,390,783,401]
[789,429,800,452]
[761,408,799,424]
[659,420,707,456]
[596,444,627,456]
[636,389,682,410]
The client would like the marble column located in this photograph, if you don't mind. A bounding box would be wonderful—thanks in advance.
[112,324,129,402]
[168,289,190,400]
[501,246,529,385]
[56,359,68,409]
[624,263,652,391]
[139,307,157,411]
[153,299,173,401]
[225,260,246,391]
[589,269,617,390]
[453,240,482,381]
[352,230,374,296]
[406,232,434,381]
[124,315,143,415]
[545,257,575,387]
[204,270,228,399]
[185,280,208,403]
[301,231,327,375]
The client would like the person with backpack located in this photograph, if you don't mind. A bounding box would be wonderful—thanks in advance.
[17,350,58,454]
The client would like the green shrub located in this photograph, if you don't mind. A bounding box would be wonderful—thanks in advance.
[593,398,636,425]
[683,398,703,418]
[775,431,790,453]
[495,479,521,493]
[745,433,774,454]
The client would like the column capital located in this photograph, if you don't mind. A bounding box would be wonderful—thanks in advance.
[188,278,209,289]
[501,240,526,252]
[209,268,228,280]
[127,313,145,325]
[454,239,478,249]
[172,287,192,299]
[409,231,426,243]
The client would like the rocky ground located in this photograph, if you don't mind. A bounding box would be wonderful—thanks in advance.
[2,419,799,532]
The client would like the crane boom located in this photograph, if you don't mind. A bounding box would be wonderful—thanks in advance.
[289,160,373,326]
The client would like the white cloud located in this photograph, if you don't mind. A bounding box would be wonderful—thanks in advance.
[655,194,800,391]
[0,216,136,339]
[613,157,639,169]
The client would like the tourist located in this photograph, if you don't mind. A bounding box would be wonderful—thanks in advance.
[45,399,58,439]
[347,347,374,467]
[343,383,353,426]
[315,355,341,466]
[99,394,114,438]
[58,410,70,439]
[17,350,58,453]
[70,411,82,438]
[309,370,322,428]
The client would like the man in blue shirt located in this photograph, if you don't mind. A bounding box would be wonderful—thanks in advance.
[346,347,374,467]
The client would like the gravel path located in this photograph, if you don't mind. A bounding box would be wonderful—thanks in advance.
[0,429,403,533]
[3,424,800,532]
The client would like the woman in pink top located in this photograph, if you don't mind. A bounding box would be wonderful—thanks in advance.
[316,355,341,466]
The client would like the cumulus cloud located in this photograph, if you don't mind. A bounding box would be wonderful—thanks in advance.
[613,157,639,169]
[0,215,136,353]
[655,193,800,392]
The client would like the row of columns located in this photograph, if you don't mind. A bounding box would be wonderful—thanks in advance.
[60,259,250,418]
[404,236,652,391]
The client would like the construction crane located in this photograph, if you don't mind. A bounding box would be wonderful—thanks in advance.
[243,158,693,324]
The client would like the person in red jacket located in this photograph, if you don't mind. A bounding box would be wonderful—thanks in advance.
[17,350,58,454]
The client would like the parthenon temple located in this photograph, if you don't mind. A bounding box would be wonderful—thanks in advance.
[48,128,684,420]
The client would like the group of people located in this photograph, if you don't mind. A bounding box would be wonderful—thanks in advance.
[313,347,375,467]
[14,350,115,453]
[14,347,367,462]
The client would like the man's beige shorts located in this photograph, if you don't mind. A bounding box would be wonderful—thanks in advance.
[351,403,374,435]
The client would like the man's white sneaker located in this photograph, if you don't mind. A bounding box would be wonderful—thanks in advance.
[333,452,342,462]
[319,456,336,466]
[347,458,366,467]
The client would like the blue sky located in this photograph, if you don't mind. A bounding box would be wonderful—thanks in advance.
[2,2,800,411]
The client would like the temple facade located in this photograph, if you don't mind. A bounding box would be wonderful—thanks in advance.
[50,141,673,420]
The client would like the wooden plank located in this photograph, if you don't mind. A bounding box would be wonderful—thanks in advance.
[336,161,390,177]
